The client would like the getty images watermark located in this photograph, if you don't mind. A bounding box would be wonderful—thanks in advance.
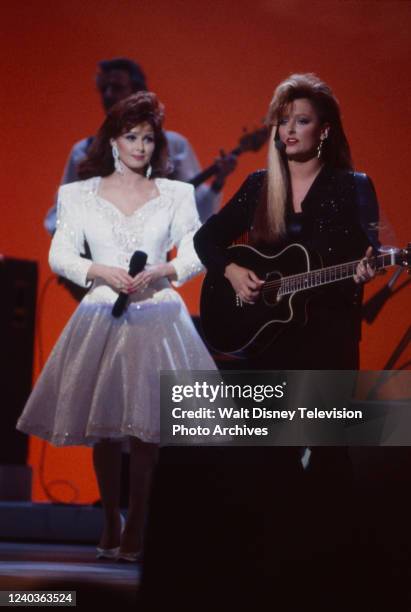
[160,370,411,446]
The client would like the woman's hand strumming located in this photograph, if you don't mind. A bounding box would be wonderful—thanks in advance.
[224,263,263,304]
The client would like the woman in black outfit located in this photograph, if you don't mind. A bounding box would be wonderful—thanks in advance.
[138,74,380,610]
[193,73,379,605]
[194,72,378,370]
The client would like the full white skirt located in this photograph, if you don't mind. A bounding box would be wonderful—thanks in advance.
[17,284,216,446]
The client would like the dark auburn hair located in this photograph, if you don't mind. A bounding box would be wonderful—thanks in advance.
[78,91,169,179]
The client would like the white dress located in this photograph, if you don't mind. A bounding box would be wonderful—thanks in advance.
[17,177,216,446]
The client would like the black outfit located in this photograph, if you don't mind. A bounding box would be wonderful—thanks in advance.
[194,165,379,605]
[138,166,382,611]
[194,164,380,369]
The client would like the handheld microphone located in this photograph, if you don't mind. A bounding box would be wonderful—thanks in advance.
[275,138,286,152]
[111,250,147,318]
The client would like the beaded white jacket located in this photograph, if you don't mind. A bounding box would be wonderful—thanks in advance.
[49,177,204,293]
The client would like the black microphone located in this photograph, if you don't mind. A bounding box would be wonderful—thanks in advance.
[274,138,286,152]
[111,250,147,318]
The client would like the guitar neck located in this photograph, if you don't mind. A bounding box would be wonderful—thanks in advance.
[189,163,219,188]
[279,252,398,295]
[188,126,269,188]
[188,145,243,188]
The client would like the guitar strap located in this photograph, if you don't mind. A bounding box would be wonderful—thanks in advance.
[353,172,381,251]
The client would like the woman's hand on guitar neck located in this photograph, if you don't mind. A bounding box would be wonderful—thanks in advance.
[224,262,264,304]
[354,246,376,284]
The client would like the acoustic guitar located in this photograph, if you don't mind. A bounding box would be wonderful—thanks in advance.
[200,242,411,357]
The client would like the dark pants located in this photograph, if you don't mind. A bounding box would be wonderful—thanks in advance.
[137,322,383,610]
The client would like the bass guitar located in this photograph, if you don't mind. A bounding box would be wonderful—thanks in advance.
[200,242,411,356]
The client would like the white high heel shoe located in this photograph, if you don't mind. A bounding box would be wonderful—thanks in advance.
[96,514,126,560]
[117,550,142,563]
[96,545,120,560]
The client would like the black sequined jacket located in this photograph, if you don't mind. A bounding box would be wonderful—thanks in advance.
[194,165,380,340]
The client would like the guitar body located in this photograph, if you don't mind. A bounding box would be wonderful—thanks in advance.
[200,243,321,357]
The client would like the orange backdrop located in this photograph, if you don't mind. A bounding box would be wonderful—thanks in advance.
[2,0,410,503]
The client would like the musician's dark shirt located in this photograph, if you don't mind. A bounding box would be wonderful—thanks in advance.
[194,165,380,366]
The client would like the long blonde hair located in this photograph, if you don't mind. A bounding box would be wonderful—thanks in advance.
[252,73,353,244]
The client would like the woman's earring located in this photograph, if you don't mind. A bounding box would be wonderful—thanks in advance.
[317,137,324,159]
[317,131,329,159]
[111,143,124,174]
[146,164,152,179]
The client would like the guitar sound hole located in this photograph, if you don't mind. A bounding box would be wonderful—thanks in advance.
[262,272,281,306]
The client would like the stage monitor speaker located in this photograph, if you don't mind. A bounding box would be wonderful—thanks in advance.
[0,256,37,466]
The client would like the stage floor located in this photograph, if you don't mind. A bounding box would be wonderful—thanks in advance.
[0,541,139,608]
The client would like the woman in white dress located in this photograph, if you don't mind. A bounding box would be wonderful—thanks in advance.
[17,91,216,561]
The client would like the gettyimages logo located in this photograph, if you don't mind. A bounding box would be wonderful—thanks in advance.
[160,370,411,446]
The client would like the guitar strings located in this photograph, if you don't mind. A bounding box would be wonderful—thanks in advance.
[261,254,384,295]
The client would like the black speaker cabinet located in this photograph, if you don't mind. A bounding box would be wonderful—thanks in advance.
[0,257,37,466]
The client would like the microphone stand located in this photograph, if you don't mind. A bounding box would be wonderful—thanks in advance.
[366,325,411,401]
[362,267,405,323]
[362,266,411,399]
